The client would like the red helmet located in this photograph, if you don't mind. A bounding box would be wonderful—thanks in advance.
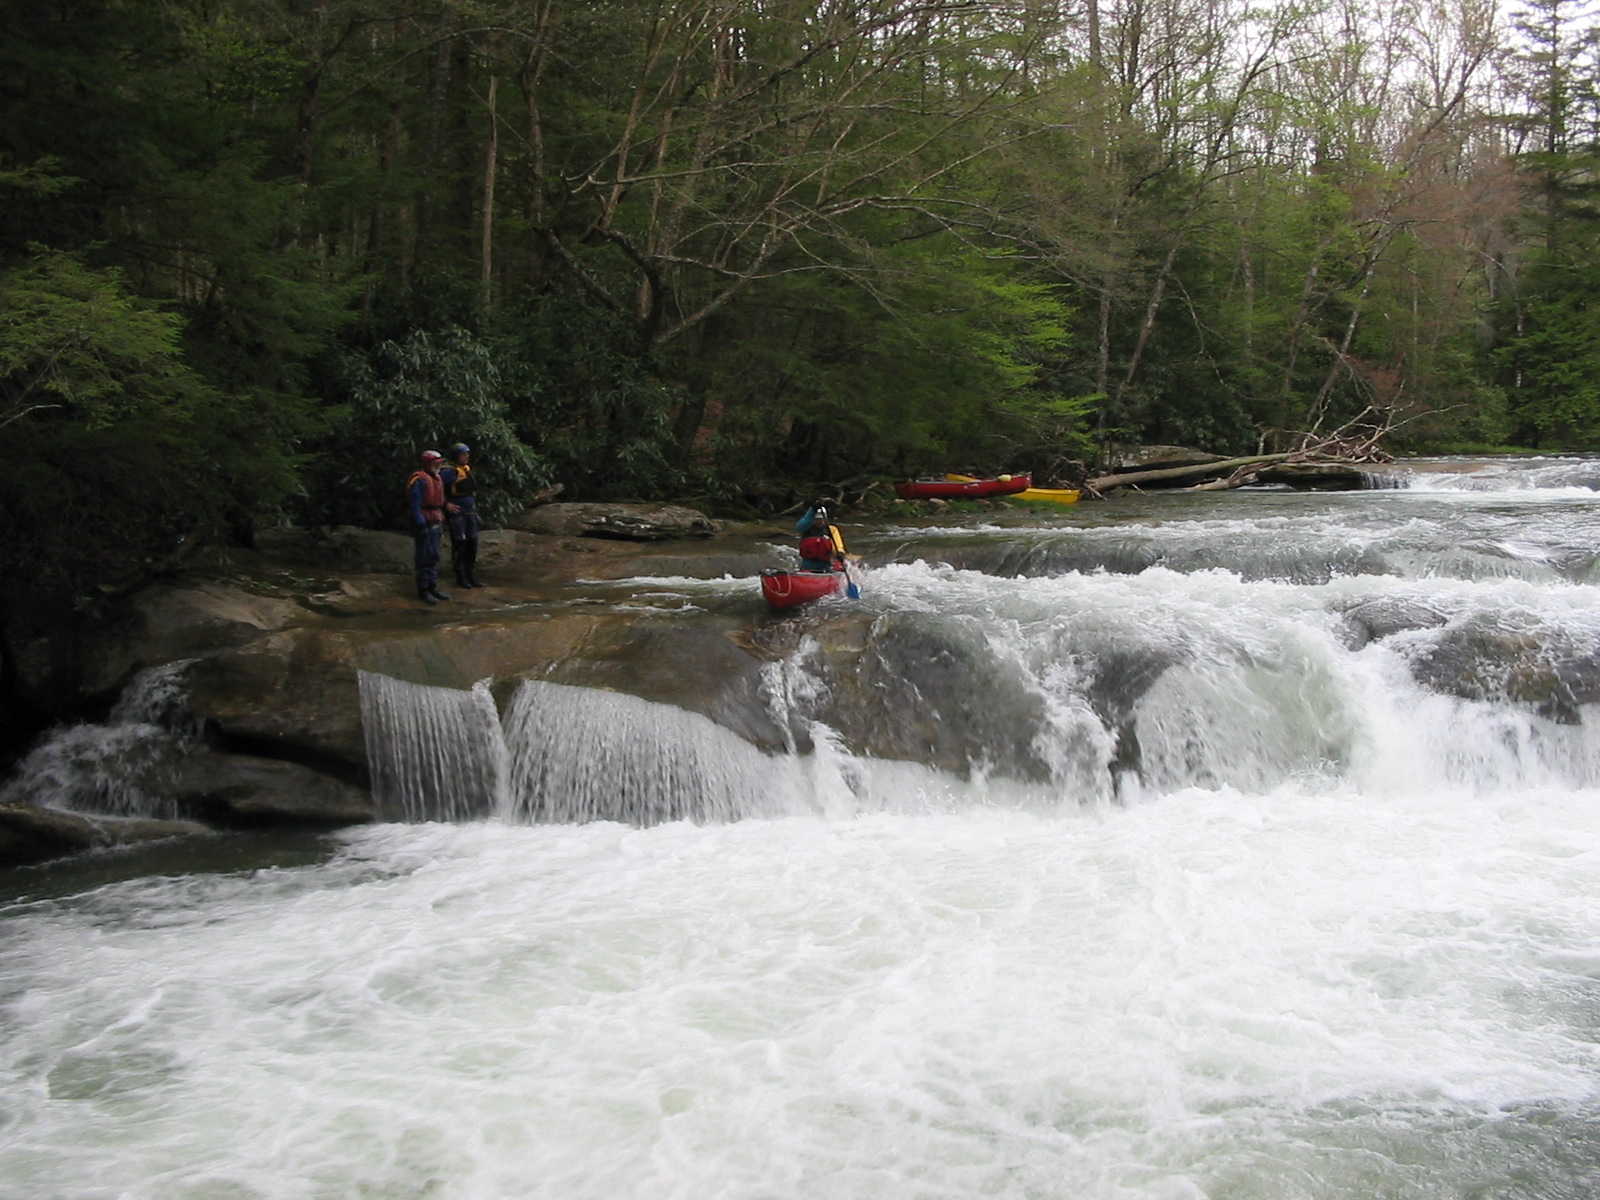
[420,449,444,463]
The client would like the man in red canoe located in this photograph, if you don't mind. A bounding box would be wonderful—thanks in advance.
[794,502,844,572]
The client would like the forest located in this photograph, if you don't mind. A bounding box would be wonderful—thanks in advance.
[2,0,1599,613]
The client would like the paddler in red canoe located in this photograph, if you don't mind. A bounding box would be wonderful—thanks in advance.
[794,501,844,572]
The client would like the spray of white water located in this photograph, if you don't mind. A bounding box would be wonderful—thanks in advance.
[3,799,1600,1199]
[0,660,198,817]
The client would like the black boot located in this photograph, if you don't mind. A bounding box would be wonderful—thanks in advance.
[419,590,438,605]
[464,541,482,587]
[429,587,451,601]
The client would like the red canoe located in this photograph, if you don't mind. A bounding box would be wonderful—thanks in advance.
[761,568,844,610]
[894,473,1031,500]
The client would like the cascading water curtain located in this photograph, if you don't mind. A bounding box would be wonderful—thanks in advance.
[357,672,506,822]
[499,680,804,825]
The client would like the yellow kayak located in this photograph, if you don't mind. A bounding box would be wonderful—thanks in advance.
[945,474,1081,505]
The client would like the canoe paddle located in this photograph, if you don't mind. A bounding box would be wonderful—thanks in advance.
[828,524,861,599]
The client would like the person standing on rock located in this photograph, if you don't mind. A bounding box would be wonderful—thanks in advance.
[440,442,482,589]
[406,450,450,605]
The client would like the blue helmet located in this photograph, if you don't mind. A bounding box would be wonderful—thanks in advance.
[449,443,471,457]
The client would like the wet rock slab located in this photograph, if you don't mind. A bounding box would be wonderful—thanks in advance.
[0,803,207,869]
[172,751,375,825]
[507,502,719,540]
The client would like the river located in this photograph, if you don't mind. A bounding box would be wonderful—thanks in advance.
[5,457,1600,1198]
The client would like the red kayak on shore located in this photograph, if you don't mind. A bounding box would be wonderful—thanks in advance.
[894,473,1031,500]
[761,568,844,610]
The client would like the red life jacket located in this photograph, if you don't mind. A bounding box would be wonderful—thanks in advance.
[406,470,446,523]
[798,534,836,565]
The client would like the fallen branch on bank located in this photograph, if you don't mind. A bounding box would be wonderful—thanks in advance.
[1088,409,1397,495]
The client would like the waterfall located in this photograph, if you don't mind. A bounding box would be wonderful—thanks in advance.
[354,587,1600,825]
[355,675,811,825]
[0,661,198,817]
[1358,469,1408,489]
[501,681,803,824]
[357,672,506,822]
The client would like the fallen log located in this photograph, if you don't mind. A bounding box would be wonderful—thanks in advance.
[1087,453,1295,492]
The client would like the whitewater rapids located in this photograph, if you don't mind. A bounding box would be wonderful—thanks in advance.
[5,457,1600,1198]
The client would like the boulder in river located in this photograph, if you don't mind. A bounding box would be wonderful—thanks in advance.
[803,610,1054,779]
[76,582,304,700]
[1337,597,1453,649]
[1254,462,1374,490]
[1396,614,1600,722]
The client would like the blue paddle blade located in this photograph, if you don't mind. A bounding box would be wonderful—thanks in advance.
[846,574,861,599]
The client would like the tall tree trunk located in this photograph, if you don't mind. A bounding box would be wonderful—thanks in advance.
[1114,242,1180,406]
[416,12,455,269]
[519,0,556,283]
[450,36,476,257]
[481,74,498,311]
[296,0,329,188]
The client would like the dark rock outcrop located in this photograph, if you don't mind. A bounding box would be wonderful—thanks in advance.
[792,611,1054,779]
[1254,462,1373,490]
[507,502,720,540]
[1337,596,1453,649]
[171,751,375,825]
[254,526,413,574]
[1401,616,1600,721]
[0,803,207,869]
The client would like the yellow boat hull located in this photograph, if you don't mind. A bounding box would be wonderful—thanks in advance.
[945,474,1080,505]
[1014,487,1081,505]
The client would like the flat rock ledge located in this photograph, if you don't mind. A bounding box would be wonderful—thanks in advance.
[507,502,719,540]
[0,803,209,869]
[172,751,376,826]
[0,749,374,870]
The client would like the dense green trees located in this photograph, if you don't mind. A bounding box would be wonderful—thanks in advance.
[3,0,1598,624]
[1491,0,1600,444]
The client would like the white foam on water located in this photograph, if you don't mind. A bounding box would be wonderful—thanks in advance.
[1398,457,1600,495]
[3,793,1600,1199]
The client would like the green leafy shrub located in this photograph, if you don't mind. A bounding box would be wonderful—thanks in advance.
[310,328,549,527]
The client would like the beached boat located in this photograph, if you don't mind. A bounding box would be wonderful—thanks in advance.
[1015,486,1082,504]
[946,473,1080,505]
[895,473,1031,500]
[760,568,844,610]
